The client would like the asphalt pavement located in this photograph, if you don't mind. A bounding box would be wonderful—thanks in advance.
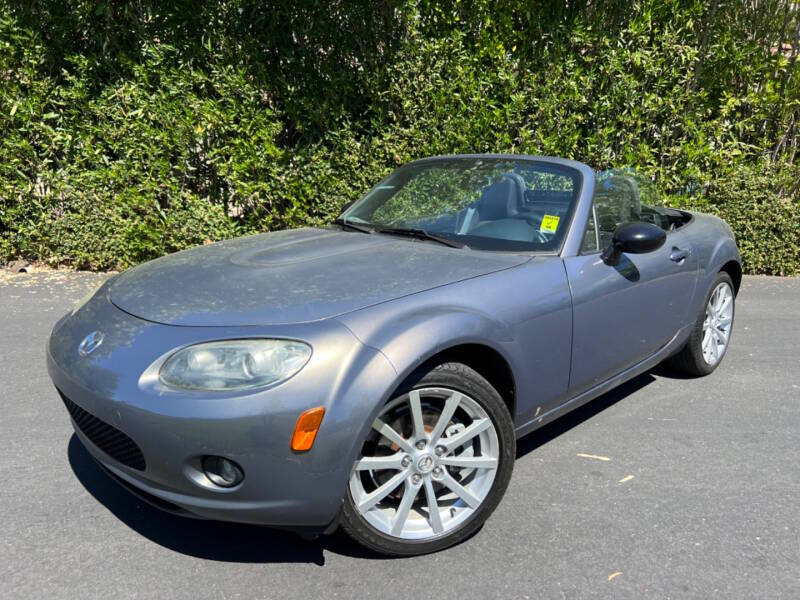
[1,271,798,599]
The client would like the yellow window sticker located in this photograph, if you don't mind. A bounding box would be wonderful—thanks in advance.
[540,214,560,234]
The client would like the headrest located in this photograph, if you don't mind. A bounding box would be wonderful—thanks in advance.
[477,174,524,220]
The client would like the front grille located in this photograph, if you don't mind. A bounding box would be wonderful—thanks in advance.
[59,391,146,471]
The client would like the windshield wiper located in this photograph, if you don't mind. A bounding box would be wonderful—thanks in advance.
[376,227,467,249]
[333,218,374,234]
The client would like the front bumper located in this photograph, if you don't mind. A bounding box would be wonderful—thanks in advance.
[47,286,396,529]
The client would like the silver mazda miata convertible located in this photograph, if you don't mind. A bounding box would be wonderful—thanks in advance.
[48,155,740,555]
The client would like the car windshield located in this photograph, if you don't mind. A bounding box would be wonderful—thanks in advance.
[340,158,582,252]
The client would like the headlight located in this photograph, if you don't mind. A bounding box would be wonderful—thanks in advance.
[159,339,312,391]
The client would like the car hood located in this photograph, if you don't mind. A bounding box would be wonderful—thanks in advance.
[108,228,529,326]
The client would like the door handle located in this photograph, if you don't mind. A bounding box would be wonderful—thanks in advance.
[669,247,689,262]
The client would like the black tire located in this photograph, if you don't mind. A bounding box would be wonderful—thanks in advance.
[669,271,735,376]
[340,362,515,556]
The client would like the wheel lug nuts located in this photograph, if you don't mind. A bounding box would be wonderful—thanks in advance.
[401,455,412,467]
[434,445,445,456]
[415,440,426,450]
[432,466,443,477]
[411,474,422,485]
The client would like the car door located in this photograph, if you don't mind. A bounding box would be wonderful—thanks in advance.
[562,174,698,396]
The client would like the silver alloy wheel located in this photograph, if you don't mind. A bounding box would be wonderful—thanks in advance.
[702,281,734,366]
[349,387,500,540]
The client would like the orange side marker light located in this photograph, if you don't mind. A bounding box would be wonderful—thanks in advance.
[291,407,325,452]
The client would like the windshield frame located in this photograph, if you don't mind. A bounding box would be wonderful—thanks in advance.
[340,155,587,255]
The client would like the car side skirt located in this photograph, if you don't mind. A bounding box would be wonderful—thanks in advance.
[513,324,691,439]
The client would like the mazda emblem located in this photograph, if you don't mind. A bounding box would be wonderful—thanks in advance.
[78,331,104,356]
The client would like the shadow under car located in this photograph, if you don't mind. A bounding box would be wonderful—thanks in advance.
[67,371,658,563]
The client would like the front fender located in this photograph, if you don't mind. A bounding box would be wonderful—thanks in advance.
[330,306,517,501]
[344,305,515,382]
[337,256,573,434]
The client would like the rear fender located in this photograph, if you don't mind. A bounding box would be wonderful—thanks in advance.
[695,230,741,315]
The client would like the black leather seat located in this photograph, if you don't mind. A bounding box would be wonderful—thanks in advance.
[469,174,537,242]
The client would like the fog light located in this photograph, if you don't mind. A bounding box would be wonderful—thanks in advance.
[202,456,244,488]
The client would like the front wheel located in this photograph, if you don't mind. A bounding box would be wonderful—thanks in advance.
[670,271,735,376]
[340,362,515,556]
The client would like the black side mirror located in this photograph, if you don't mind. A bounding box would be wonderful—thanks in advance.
[601,222,666,265]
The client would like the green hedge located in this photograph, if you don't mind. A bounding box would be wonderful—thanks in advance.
[1,1,798,274]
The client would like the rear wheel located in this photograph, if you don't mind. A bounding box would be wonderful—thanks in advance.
[340,362,515,556]
[670,272,735,376]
